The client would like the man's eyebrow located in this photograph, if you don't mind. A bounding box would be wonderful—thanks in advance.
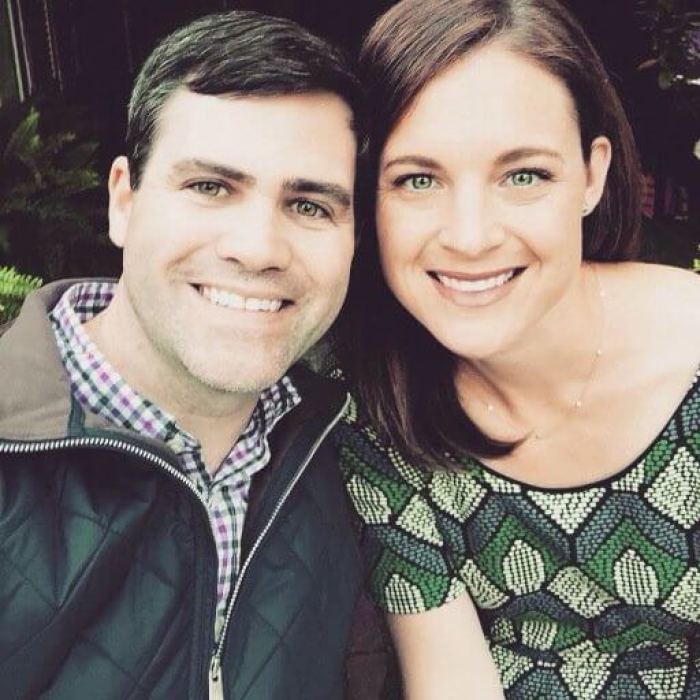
[382,155,441,171]
[171,159,256,186]
[283,178,352,209]
[494,147,564,166]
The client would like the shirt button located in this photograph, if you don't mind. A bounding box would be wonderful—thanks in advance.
[168,434,187,453]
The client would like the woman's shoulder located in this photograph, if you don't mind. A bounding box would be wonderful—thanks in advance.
[336,393,491,519]
[597,262,699,428]
[602,262,700,349]
[612,261,700,311]
[335,393,430,489]
[605,260,698,291]
[640,263,699,344]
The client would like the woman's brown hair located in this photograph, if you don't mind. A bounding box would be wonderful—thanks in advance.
[337,0,643,466]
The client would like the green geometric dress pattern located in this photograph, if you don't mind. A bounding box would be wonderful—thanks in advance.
[337,371,700,699]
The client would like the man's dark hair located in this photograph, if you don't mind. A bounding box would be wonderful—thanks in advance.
[126,10,363,189]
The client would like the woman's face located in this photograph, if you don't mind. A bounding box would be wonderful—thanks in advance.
[376,43,611,360]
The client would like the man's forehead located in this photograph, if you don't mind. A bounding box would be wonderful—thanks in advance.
[145,89,356,182]
[154,88,355,142]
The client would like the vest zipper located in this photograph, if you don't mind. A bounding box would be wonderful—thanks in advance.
[209,655,223,700]
[0,436,209,510]
[209,393,349,696]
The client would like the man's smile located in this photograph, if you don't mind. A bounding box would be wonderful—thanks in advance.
[197,284,287,312]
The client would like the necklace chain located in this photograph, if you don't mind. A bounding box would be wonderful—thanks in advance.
[475,265,606,442]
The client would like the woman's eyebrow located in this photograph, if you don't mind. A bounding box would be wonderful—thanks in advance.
[382,149,564,172]
[495,147,564,166]
[381,155,442,171]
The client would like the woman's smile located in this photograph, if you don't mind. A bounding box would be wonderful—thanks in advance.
[428,266,526,307]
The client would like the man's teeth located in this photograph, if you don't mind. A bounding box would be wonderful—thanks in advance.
[436,269,516,293]
[199,286,283,312]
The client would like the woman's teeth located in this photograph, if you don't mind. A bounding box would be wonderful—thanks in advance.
[435,269,516,293]
[199,285,283,312]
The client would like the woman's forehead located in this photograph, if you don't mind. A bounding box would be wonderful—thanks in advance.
[382,45,580,164]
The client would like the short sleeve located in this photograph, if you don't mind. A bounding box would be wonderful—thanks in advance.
[336,398,467,614]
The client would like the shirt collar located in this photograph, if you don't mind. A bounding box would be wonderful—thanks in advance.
[49,280,300,474]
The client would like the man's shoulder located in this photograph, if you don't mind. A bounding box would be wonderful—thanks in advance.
[288,358,347,408]
[298,337,339,378]
[0,316,15,338]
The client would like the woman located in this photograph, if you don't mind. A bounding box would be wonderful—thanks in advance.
[335,0,700,698]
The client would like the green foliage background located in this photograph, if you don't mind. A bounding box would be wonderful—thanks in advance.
[0,102,112,283]
[0,265,42,324]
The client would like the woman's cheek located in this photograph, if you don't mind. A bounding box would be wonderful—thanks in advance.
[379,199,437,245]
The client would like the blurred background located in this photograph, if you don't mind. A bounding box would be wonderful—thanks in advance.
[0,0,698,294]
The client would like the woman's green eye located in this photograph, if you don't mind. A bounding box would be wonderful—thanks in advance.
[510,171,538,187]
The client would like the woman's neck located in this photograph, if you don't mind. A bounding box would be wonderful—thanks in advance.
[455,263,606,433]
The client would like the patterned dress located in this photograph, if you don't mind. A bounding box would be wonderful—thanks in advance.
[337,370,700,699]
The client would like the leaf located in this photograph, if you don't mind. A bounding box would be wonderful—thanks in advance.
[60,141,99,169]
[43,131,76,156]
[0,265,42,323]
[3,108,40,160]
[0,102,103,278]
[637,57,659,70]
[659,67,677,88]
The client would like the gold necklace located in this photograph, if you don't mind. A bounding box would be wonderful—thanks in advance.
[471,265,607,442]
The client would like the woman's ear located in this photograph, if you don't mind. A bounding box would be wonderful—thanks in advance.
[582,136,612,216]
[107,156,133,249]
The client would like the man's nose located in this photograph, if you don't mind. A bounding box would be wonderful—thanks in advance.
[213,197,292,271]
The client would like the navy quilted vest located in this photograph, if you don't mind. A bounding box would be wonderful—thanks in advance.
[0,368,362,699]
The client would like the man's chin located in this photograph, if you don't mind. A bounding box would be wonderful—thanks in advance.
[185,356,298,396]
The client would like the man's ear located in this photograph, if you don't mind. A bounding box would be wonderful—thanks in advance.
[108,156,134,249]
[583,136,612,215]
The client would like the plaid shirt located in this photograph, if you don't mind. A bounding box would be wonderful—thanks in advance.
[49,281,300,635]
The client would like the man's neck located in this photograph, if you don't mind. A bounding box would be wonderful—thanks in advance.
[176,402,258,474]
[84,293,260,474]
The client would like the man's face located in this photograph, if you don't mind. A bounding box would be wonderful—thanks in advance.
[108,89,356,396]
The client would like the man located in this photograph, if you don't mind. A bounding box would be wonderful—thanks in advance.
[0,11,366,699]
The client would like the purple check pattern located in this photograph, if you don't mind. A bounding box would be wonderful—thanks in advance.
[49,281,300,632]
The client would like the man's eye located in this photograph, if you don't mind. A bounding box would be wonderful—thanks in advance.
[506,170,550,187]
[398,174,435,191]
[293,200,329,219]
[189,181,226,197]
